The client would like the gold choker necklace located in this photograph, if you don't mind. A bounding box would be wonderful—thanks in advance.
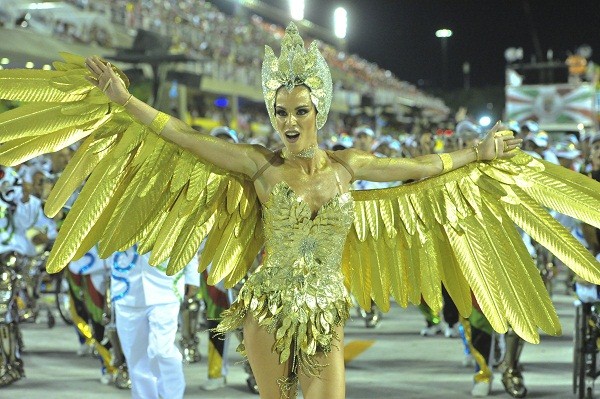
[282,145,318,159]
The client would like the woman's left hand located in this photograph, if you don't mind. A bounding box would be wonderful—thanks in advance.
[477,122,523,161]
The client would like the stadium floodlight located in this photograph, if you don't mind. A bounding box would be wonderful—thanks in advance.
[290,0,305,21]
[435,29,453,38]
[334,7,347,39]
[479,116,492,127]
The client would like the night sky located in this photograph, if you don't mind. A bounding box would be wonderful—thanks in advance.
[255,0,600,90]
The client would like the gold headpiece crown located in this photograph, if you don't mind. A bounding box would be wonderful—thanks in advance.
[262,23,333,130]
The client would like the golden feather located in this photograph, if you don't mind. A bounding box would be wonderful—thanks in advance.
[0,69,86,102]
[368,237,389,311]
[486,199,561,336]
[167,211,216,275]
[223,220,264,287]
[346,149,600,343]
[150,190,196,265]
[72,166,136,261]
[47,150,135,273]
[505,191,600,284]
[0,54,262,288]
[137,211,170,255]
[0,102,106,141]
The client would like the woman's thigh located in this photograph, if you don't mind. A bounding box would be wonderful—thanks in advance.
[243,315,293,399]
[298,324,345,399]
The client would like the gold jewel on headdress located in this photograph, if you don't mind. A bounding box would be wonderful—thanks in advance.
[262,22,333,131]
[281,144,318,160]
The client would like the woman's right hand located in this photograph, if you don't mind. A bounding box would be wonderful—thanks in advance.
[84,56,131,105]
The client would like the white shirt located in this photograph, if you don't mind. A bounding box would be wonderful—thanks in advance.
[68,245,107,275]
[0,195,57,256]
[111,246,200,307]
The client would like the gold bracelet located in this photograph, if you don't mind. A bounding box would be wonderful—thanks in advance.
[150,111,171,136]
[493,138,499,160]
[472,144,480,161]
[121,94,133,107]
[438,153,453,173]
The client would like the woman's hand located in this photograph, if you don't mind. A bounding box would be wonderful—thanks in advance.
[477,122,523,161]
[84,56,131,105]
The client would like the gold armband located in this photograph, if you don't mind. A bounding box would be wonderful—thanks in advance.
[438,153,453,173]
[149,111,170,136]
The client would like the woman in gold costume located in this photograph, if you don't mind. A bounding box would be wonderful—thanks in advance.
[1,23,600,399]
[83,24,514,398]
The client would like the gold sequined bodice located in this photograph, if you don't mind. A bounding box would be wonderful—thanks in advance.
[216,179,355,378]
[259,181,354,292]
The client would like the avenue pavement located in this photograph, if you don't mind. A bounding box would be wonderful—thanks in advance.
[3,284,581,399]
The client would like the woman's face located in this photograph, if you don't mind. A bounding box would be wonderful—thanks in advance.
[274,85,318,153]
[590,140,600,171]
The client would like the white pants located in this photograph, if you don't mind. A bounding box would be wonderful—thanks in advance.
[116,302,184,399]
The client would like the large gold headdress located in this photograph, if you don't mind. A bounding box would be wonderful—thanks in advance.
[262,23,333,130]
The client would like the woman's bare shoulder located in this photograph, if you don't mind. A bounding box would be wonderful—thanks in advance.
[329,147,372,166]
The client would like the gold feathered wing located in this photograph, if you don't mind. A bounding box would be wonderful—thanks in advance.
[344,152,600,343]
[0,53,263,283]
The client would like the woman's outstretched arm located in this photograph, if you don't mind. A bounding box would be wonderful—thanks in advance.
[85,56,268,177]
[341,123,522,183]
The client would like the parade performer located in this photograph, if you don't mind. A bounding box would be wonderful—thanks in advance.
[0,167,57,386]
[67,245,114,382]
[1,23,600,399]
[104,269,132,389]
[461,306,496,397]
[194,126,259,393]
[351,125,385,328]
[575,133,600,310]
[199,260,259,393]
[110,245,199,399]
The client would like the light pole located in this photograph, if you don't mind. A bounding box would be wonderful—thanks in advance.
[435,28,453,89]
[334,7,347,39]
[333,6,347,50]
[462,61,470,90]
[289,0,305,21]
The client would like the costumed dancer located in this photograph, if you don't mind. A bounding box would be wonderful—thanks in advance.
[2,21,600,399]
[575,133,600,310]
[195,126,259,394]
[199,265,259,393]
[67,245,115,383]
[495,128,563,398]
[546,138,586,294]
[418,287,461,337]
[111,245,199,399]
[0,167,57,386]
[176,128,235,369]
[199,266,229,390]
[104,267,132,389]
[460,300,496,397]
[460,119,528,397]
[351,125,385,328]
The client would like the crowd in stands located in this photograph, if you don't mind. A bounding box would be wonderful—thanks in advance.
[54,0,445,107]
[1,0,450,137]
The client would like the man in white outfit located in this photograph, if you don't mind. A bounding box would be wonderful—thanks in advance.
[111,244,200,399]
